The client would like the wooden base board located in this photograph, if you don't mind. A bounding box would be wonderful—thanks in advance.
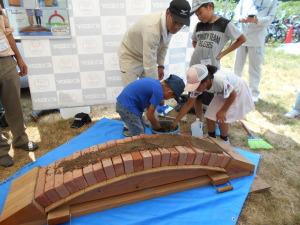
[250,176,271,193]
[48,175,212,225]
[48,170,254,225]
[0,167,46,225]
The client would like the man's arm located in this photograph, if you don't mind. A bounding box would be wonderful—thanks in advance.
[1,6,28,76]
[217,34,246,60]
[146,105,161,130]
[172,97,196,128]
[6,34,27,76]
[157,44,168,80]
[142,31,160,79]
[256,0,278,26]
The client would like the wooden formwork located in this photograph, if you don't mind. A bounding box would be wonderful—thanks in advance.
[0,135,256,225]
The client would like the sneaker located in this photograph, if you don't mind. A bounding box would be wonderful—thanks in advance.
[220,137,230,145]
[284,109,300,119]
[15,141,39,151]
[122,127,131,137]
[0,155,14,167]
[223,139,231,145]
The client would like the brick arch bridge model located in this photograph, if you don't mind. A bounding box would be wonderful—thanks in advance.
[0,134,254,225]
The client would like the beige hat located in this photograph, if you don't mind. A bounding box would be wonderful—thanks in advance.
[184,64,208,92]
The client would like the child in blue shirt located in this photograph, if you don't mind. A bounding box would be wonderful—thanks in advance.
[116,75,184,136]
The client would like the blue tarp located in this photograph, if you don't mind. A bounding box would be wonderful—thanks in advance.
[0,118,260,225]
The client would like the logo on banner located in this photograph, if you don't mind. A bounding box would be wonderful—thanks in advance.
[126,0,151,15]
[52,55,79,74]
[22,40,51,57]
[80,71,106,89]
[73,0,100,17]
[77,36,103,54]
[101,16,126,35]
[29,75,56,93]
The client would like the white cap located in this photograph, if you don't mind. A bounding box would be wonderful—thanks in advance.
[184,64,208,92]
[191,0,214,13]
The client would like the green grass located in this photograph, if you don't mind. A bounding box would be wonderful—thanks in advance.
[215,0,300,18]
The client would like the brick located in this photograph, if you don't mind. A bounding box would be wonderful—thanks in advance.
[102,158,116,179]
[93,161,107,182]
[150,150,161,168]
[54,162,70,198]
[34,167,52,207]
[123,137,133,143]
[220,155,231,168]
[80,147,91,155]
[131,151,144,172]
[192,147,204,165]
[73,168,88,190]
[184,147,196,165]
[72,152,88,190]
[201,152,211,165]
[207,153,218,166]
[214,154,225,167]
[140,150,153,170]
[97,143,107,151]
[116,139,125,145]
[106,140,117,148]
[139,134,149,139]
[112,155,125,176]
[158,148,170,166]
[89,145,99,153]
[175,146,188,166]
[83,164,97,186]
[72,151,81,160]
[121,153,134,174]
[132,135,140,141]
[169,148,179,166]
[63,171,79,194]
[44,164,61,203]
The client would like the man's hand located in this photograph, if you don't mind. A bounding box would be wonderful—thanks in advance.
[17,58,28,76]
[158,66,164,80]
[216,110,226,123]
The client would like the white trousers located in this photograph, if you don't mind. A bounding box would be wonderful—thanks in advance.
[234,46,264,98]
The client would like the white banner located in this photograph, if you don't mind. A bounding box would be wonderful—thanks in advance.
[18,0,196,110]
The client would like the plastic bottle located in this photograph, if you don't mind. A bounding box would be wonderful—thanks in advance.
[191,118,203,138]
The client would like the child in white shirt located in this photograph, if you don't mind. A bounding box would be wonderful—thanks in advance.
[173,64,254,142]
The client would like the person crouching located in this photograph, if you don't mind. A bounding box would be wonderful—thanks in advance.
[116,75,185,137]
[172,64,254,143]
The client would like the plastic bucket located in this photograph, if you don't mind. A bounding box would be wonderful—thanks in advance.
[151,120,180,134]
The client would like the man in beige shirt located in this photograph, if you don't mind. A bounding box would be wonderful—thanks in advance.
[0,5,38,167]
[118,0,191,85]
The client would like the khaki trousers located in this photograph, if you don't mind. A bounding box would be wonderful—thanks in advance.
[0,56,28,157]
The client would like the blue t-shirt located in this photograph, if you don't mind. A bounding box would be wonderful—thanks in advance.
[117,78,164,117]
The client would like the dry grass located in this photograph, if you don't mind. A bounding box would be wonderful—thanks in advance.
[0,45,299,225]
